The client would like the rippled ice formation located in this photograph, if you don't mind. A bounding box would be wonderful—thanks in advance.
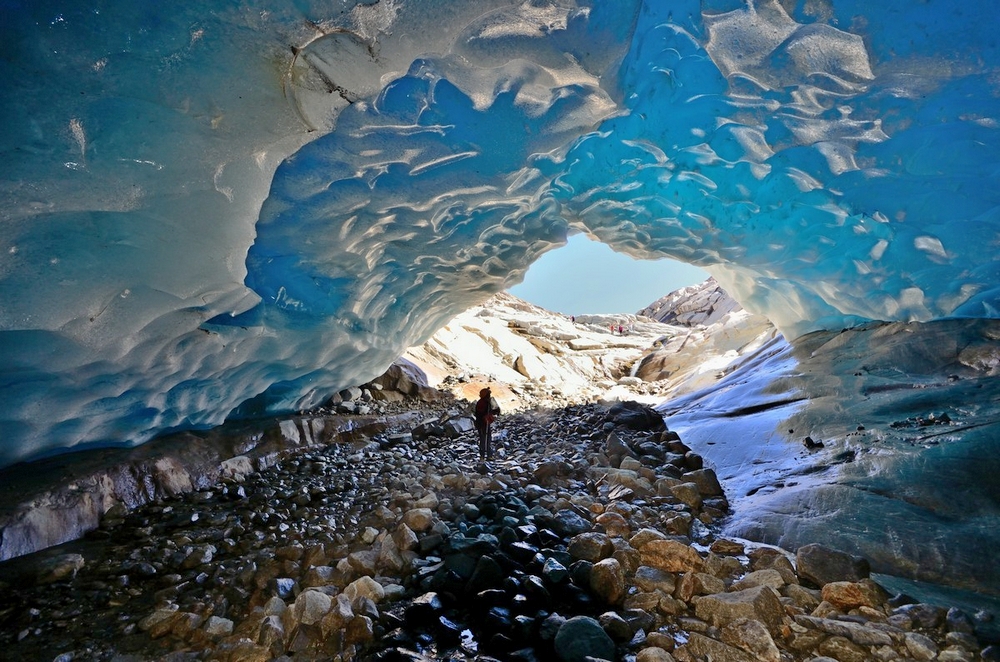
[663,318,1000,596]
[2,0,1000,465]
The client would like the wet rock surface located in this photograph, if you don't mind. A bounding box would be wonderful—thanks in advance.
[0,401,995,661]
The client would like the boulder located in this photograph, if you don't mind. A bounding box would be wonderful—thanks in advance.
[292,589,333,627]
[679,632,759,662]
[638,539,703,573]
[820,578,888,611]
[692,585,785,634]
[795,543,870,587]
[633,565,677,594]
[590,558,626,605]
[554,615,616,662]
[569,532,614,562]
[606,401,667,432]
[681,468,724,497]
[721,618,781,662]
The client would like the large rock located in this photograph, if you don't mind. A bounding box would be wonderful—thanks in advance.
[568,532,614,562]
[820,579,888,611]
[292,589,333,627]
[681,468,724,497]
[692,585,785,634]
[633,565,677,594]
[678,632,759,662]
[606,401,667,432]
[795,543,870,587]
[721,618,781,662]
[638,539,704,573]
[589,558,626,605]
[554,615,616,662]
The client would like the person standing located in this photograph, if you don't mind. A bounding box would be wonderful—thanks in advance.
[474,387,501,460]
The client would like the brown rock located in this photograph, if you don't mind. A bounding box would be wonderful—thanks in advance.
[393,523,419,551]
[401,507,434,532]
[345,615,375,645]
[670,482,703,510]
[590,557,626,605]
[636,647,676,662]
[702,553,744,581]
[675,572,726,602]
[692,585,785,634]
[681,468,724,496]
[258,614,285,652]
[569,532,614,562]
[731,568,785,592]
[596,511,631,538]
[820,579,888,611]
[624,591,663,612]
[679,632,758,662]
[36,553,85,584]
[782,584,822,611]
[720,618,781,662]
[639,539,704,573]
[629,528,668,548]
[710,539,745,556]
[818,634,870,662]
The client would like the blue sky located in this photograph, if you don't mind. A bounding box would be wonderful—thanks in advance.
[507,233,709,315]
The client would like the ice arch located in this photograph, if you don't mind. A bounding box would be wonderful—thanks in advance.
[2,0,1000,466]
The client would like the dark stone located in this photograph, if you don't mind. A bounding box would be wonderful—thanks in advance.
[436,615,463,645]
[622,608,656,634]
[607,401,667,432]
[795,543,870,587]
[508,541,542,563]
[684,452,703,470]
[553,615,616,662]
[548,510,591,537]
[405,592,444,628]
[487,632,516,654]
[894,603,946,629]
[538,528,563,547]
[982,645,1000,661]
[443,553,478,581]
[946,607,975,634]
[569,559,594,586]
[541,557,569,584]
[484,606,513,633]
[598,611,633,641]
[475,589,509,608]
[512,614,537,639]
[539,613,567,641]
[508,648,541,662]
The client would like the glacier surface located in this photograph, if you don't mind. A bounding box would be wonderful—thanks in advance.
[3,0,1000,465]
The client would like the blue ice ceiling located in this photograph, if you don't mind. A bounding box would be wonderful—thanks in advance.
[2,0,999,466]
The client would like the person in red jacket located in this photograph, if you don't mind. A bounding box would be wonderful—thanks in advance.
[474,387,501,460]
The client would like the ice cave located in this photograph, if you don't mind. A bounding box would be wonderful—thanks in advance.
[4,0,1000,606]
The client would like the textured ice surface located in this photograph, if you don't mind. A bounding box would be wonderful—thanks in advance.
[662,318,1000,595]
[2,0,1000,465]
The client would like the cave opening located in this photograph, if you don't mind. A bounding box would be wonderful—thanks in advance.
[506,233,710,316]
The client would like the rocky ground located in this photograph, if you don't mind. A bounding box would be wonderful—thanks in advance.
[1,396,997,662]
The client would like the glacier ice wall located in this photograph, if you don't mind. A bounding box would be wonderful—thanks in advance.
[2,0,1000,466]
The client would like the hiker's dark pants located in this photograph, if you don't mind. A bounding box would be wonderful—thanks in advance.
[477,422,491,459]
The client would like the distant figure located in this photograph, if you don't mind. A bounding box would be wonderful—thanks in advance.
[618,324,623,335]
[571,315,575,323]
[474,387,501,460]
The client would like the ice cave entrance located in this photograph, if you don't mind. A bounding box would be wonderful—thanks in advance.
[507,234,709,315]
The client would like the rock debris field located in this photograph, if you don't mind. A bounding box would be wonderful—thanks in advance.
[0,401,997,662]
